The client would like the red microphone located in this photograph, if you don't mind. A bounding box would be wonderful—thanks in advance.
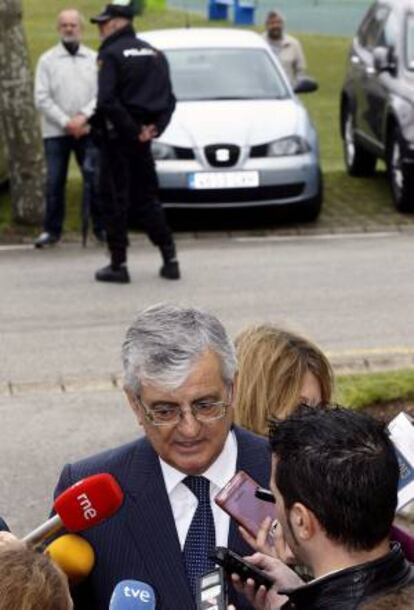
[23,473,124,544]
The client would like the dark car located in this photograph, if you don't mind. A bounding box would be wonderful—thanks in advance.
[340,0,414,212]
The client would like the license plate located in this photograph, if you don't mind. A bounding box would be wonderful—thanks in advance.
[188,171,259,190]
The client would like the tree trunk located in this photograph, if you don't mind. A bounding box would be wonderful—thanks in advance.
[0,0,45,225]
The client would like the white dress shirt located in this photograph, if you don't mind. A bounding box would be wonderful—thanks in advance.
[34,42,97,138]
[160,430,238,549]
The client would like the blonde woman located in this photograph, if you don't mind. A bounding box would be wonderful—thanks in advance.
[234,324,334,436]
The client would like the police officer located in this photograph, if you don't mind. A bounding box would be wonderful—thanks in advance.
[90,2,179,283]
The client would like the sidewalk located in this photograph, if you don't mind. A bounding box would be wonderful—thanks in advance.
[2,209,414,245]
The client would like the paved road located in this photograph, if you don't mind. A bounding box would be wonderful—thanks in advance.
[1,231,414,534]
[1,231,414,389]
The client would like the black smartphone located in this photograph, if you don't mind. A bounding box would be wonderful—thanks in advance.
[197,567,228,610]
[211,546,273,591]
[255,487,276,504]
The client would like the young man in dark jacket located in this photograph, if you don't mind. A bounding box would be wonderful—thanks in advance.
[234,405,414,610]
[90,2,179,284]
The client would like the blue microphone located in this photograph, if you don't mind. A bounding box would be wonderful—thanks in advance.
[109,580,156,609]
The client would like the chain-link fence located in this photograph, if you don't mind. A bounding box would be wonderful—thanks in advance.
[168,0,372,36]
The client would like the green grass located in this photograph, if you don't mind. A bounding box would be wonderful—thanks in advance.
[336,370,414,410]
[23,1,214,65]
[299,33,350,172]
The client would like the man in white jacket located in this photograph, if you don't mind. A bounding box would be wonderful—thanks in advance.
[263,10,306,87]
[34,9,104,248]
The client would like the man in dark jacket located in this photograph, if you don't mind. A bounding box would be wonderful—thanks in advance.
[234,405,414,610]
[90,3,179,284]
[53,304,271,610]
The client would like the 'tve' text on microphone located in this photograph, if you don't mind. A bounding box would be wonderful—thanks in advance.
[109,580,156,609]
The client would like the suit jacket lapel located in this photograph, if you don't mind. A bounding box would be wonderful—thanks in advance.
[228,426,270,553]
[119,439,195,610]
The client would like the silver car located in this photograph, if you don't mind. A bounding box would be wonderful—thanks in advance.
[141,28,322,221]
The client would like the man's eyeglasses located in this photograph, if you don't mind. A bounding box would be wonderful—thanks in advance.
[136,386,233,427]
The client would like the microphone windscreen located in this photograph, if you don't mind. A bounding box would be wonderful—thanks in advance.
[54,473,124,532]
[109,580,156,610]
[45,534,95,584]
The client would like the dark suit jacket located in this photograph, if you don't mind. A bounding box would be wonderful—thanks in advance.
[0,517,9,531]
[54,426,270,610]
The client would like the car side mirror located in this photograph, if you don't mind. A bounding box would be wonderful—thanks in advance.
[373,46,397,74]
[294,76,319,94]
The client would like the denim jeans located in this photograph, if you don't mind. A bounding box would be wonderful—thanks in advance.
[43,135,103,237]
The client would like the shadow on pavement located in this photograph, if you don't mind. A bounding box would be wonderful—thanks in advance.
[129,205,310,233]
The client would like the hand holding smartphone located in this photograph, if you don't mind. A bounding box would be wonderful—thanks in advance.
[212,547,273,591]
[214,470,276,539]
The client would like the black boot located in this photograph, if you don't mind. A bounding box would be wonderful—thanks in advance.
[95,263,130,284]
[159,243,180,280]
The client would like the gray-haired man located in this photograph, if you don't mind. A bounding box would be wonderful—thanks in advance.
[34,9,104,247]
[52,303,270,610]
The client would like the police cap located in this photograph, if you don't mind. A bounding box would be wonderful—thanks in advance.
[90,2,134,23]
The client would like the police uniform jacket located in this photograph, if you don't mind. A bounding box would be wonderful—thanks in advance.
[95,24,176,142]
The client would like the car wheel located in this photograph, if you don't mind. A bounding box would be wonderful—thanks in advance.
[387,126,414,213]
[343,107,376,176]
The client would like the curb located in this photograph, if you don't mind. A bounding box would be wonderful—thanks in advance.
[2,223,414,247]
[1,354,413,397]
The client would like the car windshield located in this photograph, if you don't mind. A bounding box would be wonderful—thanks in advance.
[407,15,414,70]
[164,48,290,101]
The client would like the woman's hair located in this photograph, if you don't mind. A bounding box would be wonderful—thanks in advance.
[234,324,334,435]
[0,545,72,610]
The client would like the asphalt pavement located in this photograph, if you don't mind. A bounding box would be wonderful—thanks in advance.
[1,231,414,390]
[1,230,414,534]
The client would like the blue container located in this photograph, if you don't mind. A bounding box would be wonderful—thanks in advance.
[233,0,255,25]
[208,0,230,20]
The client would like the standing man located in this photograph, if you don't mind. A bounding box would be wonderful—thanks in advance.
[90,3,179,284]
[53,303,270,609]
[34,9,104,248]
[263,10,306,87]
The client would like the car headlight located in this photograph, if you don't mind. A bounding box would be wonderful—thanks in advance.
[267,136,311,157]
[151,142,177,160]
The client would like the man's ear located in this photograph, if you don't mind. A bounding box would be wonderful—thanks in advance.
[290,503,317,541]
[124,387,144,425]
